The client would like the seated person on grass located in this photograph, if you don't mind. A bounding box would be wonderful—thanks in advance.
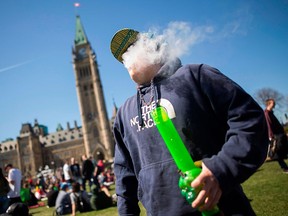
[70,182,91,215]
[20,182,38,207]
[55,183,71,215]
[46,184,59,208]
[90,184,115,210]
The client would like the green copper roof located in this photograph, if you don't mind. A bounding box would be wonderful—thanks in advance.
[75,15,88,46]
[56,123,63,132]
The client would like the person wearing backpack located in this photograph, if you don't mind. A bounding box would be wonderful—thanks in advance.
[55,183,72,215]
[70,182,91,215]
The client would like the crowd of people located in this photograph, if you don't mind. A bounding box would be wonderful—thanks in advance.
[0,105,287,216]
[0,104,287,216]
[0,155,116,215]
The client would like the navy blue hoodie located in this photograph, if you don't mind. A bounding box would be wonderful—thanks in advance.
[113,59,268,216]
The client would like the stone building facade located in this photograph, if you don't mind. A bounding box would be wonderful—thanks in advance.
[0,15,115,177]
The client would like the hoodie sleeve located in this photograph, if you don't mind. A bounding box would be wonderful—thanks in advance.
[113,114,140,216]
[196,64,268,193]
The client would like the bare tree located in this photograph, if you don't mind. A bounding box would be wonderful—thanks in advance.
[255,88,287,124]
[254,88,284,107]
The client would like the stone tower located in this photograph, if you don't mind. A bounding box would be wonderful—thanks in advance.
[72,15,114,161]
[17,122,43,176]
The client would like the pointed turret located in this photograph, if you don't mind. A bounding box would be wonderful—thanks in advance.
[110,99,118,131]
[74,15,88,46]
[112,98,118,117]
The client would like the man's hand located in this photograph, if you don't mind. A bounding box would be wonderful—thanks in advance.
[191,162,222,211]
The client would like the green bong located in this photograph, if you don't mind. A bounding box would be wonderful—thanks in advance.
[150,106,219,216]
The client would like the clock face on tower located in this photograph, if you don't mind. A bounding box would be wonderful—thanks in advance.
[78,47,87,59]
[87,112,94,121]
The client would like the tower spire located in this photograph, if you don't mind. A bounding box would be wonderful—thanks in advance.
[74,15,88,46]
[72,16,114,160]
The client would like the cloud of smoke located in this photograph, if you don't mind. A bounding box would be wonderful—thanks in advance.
[122,21,214,70]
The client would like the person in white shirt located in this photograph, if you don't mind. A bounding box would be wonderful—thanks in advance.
[4,164,22,205]
[63,160,72,183]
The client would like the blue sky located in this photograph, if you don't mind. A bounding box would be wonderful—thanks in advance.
[0,0,288,142]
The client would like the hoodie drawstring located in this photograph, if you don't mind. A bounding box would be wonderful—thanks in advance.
[137,89,144,127]
[137,80,158,127]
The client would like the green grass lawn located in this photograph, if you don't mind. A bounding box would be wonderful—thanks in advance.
[242,159,288,216]
[29,160,288,216]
